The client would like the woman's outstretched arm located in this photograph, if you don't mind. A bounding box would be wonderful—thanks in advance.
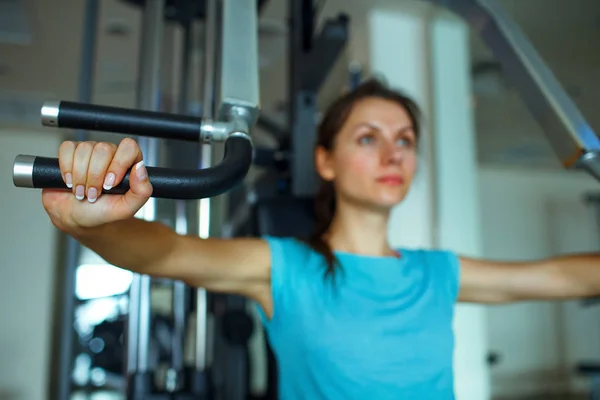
[71,218,272,308]
[458,253,600,303]
[43,138,274,316]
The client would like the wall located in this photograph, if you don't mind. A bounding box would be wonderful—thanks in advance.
[0,129,61,399]
[478,165,600,398]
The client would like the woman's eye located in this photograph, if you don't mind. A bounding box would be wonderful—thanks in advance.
[397,138,414,148]
[358,135,375,145]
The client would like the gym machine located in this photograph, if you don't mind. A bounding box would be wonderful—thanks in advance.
[13,0,260,399]
[228,0,600,245]
[423,0,600,179]
[224,0,350,237]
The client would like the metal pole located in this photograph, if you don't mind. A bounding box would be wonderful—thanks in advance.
[289,0,319,197]
[195,0,218,375]
[127,0,164,396]
[215,1,260,397]
[167,18,193,393]
[178,19,192,115]
[55,1,99,399]
[171,199,188,390]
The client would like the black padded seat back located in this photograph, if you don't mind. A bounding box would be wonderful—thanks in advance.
[254,196,315,238]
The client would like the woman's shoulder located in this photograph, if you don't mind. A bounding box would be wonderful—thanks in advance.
[400,246,457,256]
[262,235,316,258]
[398,247,459,266]
[260,236,323,286]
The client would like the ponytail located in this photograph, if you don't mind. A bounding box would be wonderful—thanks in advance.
[307,180,340,279]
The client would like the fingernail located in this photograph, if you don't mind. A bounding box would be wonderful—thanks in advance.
[87,187,98,203]
[65,173,72,188]
[75,185,85,200]
[103,173,115,190]
[136,161,148,181]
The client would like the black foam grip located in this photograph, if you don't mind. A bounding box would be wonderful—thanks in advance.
[56,101,202,142]
[31,136,252,199]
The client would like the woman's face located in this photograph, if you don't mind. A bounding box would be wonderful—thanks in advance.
[316,97,418,211]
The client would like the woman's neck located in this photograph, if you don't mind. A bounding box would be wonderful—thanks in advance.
[325,200,395,257]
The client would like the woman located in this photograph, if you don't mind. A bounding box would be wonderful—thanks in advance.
[42,80,600,399]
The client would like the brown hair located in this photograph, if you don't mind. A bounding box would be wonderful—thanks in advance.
[304,78,422,279]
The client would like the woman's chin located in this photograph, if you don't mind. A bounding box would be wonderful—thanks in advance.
[338,188,407,212]
[361,195,406,213]
[373,188,407,207]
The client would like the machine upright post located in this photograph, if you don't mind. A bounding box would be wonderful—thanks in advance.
[217,1,260,398]
[168,14,194,395]
[287,0,348,197]
[54,1,99,399]
[190,0,218,396]
[289,0,317,198]
[127,0,165,397]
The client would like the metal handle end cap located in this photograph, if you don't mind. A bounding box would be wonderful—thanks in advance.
[41,101,61,127]
[13,155,36,188]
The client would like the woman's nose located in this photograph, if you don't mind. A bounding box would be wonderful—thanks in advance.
[380,142,403,164]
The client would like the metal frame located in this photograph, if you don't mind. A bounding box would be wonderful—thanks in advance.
[127,1,165,397]
[224,1,351,239]
[289,0,349,197]
[53,2,99,399]
[424,0,600,180]
[44,0,261,398]
[191,0,217,395]
[218,0,260,124]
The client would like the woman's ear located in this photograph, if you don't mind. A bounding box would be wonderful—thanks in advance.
[315,146,335,182]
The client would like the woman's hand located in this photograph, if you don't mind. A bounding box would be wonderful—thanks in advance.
[42,138,153,232]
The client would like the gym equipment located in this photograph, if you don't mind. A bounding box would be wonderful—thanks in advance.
[423,0,600,180]
[134,1,259,399]
[31,0,260,399]
[14,133,252,199]
[90,317,126,376]
[50,1,99,399]
[223,0,350,239]
[12,0,258,200]
[288,6,349,197]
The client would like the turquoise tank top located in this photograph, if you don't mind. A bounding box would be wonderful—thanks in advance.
[255,236,460,400]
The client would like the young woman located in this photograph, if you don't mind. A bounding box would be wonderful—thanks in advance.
[42,80,600,399]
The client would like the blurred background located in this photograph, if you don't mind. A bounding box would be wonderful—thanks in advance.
[1,0,600,399]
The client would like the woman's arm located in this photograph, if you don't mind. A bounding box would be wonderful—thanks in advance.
[458,253,600,303]
[71,218,273,315]
[43,138,275,317]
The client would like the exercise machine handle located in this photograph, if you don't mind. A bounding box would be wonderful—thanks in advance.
[12,134,253,199]
[42,101,203,142]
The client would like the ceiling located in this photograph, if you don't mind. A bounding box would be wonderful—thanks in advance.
[1,0,599,169]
